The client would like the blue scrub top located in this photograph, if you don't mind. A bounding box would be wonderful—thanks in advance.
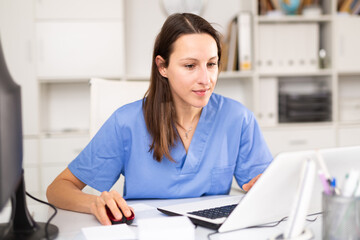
[68,93,273,199]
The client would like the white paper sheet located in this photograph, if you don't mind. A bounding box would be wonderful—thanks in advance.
[129,203,155,212]
[82,224,136,240]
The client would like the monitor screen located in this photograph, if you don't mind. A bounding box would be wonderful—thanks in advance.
[0,39,23,211]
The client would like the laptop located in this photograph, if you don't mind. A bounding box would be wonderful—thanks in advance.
[157,146,360,232]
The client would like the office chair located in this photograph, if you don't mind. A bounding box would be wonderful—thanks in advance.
[89,78,149,195]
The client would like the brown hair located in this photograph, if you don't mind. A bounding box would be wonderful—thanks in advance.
[143,13,222,162]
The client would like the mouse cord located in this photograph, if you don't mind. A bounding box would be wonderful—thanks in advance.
[26,191,58,240]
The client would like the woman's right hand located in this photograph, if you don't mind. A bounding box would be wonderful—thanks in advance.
[90,190,133,225]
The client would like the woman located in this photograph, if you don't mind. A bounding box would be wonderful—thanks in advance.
[47,13,272,225]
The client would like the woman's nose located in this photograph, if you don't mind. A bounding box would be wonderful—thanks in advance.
[198,66,210,84]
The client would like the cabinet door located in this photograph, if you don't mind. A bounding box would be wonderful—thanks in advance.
[262,127,336,156]
[36,22,124,78]
[40,136,89,164]
[0,0,38,135]
[40,135,89,193]
[35,0,124,20]
[338,126,360,147]
[336,17,360,72]
[23,138,39,165]
[40,82,90,133]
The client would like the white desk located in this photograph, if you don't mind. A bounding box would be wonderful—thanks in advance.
[0,195,322,240]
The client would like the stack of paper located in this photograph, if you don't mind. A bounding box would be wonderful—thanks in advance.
[138,216,195,240]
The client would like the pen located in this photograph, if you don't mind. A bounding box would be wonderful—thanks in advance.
[318,170,331,195]
[315,150,331,182]
[330,178,340,195]
[342,170,359,197]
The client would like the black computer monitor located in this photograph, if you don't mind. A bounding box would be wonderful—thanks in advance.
[0,39,58,239]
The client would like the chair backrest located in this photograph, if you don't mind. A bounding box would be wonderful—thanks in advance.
[88,78,150,195]
[89,78,150,137]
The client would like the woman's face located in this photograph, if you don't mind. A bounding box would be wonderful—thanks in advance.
[157,33,219,109]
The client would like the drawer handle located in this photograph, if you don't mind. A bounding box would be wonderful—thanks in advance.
[289,139,307,146]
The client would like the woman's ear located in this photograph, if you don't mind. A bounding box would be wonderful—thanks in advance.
[155,55,167,78]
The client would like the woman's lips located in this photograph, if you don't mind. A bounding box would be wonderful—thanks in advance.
[193,89,209,96]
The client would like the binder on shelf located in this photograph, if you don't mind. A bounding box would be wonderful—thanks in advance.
[259,0,268,15]
[220,40,229,72]
[270,0,281,11]
[257,24,275,73]
[237,12,252,71]
[258,77,278,127]
[352,1,360,14]
[220,25,230,72]
[258,23,319,73]
[339,0,353,13]
[337,0,346,10]
[258,0,280,15]
[225,17,238,72]
[350,0,359,10]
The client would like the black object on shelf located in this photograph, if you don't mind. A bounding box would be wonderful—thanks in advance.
[279,92,332,123]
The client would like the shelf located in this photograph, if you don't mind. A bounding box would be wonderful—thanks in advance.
[339,122,360,126]
[38,77,91,84]
[338,71,360,76]
[257,15,332,23]
[261,122,335,130]
[259,69,333,77]
[335,14,360,19]
[38,76,124,84]
[125,75,150,81]
[35,0,124,20]
[40,129,90,138]
[219,71,254,79]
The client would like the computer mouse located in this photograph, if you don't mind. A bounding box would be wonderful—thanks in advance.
[105,205,135,225]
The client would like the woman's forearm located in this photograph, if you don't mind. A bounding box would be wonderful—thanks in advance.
[46,168,97,214]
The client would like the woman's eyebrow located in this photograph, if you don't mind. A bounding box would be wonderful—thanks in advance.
[179,57,198,61]
[179,56,218,61]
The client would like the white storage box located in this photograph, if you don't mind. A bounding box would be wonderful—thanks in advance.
[258,23,319,73]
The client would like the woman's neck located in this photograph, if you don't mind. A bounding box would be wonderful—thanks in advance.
[175,105,202,128]
[174,105,202,150]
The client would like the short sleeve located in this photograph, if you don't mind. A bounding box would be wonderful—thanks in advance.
[234,113,273,188]
[68,111,125,192]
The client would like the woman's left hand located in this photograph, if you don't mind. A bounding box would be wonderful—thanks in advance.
[242,174,262,192]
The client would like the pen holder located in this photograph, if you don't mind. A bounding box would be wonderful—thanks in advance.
[322,193,360,240]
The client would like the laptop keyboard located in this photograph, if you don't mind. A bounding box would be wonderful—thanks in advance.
[187,204,237,219]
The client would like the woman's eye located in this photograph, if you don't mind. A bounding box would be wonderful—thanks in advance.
[208,62,217,67]
[185,64,195,69]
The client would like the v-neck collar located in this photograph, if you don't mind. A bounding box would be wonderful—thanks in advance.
[171,96,219,175]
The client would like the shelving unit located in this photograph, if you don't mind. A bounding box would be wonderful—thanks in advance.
[257,15,333,22]
[250,1,336,155]
[0,0,359,198]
